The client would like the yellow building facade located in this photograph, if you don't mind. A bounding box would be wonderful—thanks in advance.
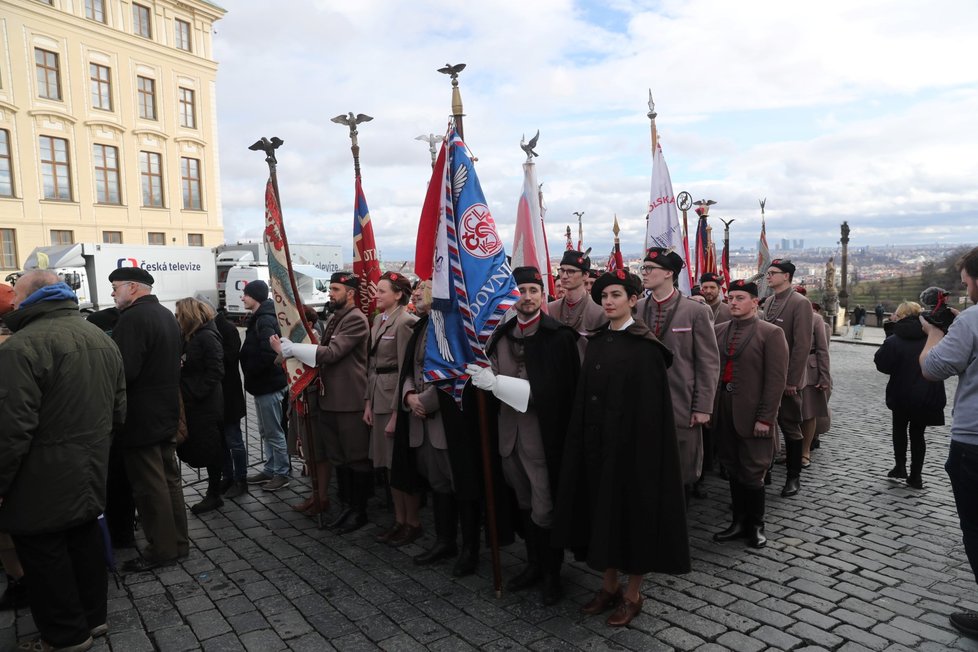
[0,0,226,272]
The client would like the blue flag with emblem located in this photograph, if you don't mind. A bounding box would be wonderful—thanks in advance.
[419,123,518,404]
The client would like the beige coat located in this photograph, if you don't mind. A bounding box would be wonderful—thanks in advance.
[636,291,720,484]
[366,306,418,415]
[402,319,447,449]
[761,287,812,390]
[314,305,369,413]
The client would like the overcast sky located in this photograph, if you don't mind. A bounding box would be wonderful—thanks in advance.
[212,0,978,265]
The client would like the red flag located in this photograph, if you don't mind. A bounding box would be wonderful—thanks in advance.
[721,238,731,296]
[414,135,449,281]
[352,177,381,318]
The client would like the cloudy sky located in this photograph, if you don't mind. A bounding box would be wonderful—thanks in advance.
[212,0,978,264]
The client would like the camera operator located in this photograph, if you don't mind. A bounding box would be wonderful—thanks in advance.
[919,246,978,639]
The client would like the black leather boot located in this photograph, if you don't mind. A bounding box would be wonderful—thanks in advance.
[190,491,223,515]
[335,470,370,534]
[745,486,767,548]
[0,575,28,611]
[327,466,355,530]
[539,527,563,606]
[507,512,542,591]
[415,492,458,565]
[781,439,802,497]
[714,482,748,542]
[452,499,481,577]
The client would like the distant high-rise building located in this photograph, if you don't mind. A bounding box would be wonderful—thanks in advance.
[1,0,226,273]
[780,238,791,251]
[793,239,804,250]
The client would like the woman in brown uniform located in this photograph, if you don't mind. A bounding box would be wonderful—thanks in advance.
[365,272,420,546]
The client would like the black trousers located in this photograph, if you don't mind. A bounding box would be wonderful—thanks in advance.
[892,409,926,472]
[12,518,107,647]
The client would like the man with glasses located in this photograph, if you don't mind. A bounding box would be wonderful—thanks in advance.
[109,267,188,572]
[636,248,720,502]
[762,259,813,498]
[548,250,607,358]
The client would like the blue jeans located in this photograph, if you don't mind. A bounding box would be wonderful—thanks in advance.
[946,441,978,583]
[254,388,289,478]
[223,419,248,481]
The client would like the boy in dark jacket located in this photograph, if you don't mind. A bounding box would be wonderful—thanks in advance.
[239,280,291,491]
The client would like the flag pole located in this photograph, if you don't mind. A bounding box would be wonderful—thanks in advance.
[439,63,504,598]
[721,217,734,296]
[248,137,324,528]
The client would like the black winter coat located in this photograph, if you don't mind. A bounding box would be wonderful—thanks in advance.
[874,316,946,425]
[215,310,246,422]
[178,321,225,468]
[553,321,690,575]
[240,299,286,396]
[112,294,183,448]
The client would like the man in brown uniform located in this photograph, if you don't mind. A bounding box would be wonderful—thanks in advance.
[762,259,813,497]
[468,266,580,606]
[700,273,732,324]
[274,272,371,534]
[636,248,720,498]
[712,279,788,548]
[548,250,607,356]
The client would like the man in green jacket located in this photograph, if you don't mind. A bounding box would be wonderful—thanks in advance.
[0,270,126,651]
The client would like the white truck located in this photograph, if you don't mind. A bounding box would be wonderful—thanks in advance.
[23,243,218,312]
[223,264,333,316]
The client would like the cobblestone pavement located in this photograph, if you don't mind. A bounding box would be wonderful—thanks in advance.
[3,341,976,651]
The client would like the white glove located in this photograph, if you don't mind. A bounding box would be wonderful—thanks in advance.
[465,363,530,413]
[465,363,496,392]
[280,337,295,359]
[279,338,319,367]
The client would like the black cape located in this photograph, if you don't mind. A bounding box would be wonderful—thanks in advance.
[552,320,691,575]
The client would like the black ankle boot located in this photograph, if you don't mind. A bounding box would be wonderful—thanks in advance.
[745,486,767,549]
[327,467,354,529]
[781,440,802,497]
[335,470,370,534]
[507,513,542,591]
[190,491,223,515]
[539,527,563,606]
[452,500,480,577]
[414,493,458,566]
[887,465,908,479]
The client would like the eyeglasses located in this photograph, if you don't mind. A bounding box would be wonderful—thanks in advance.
[640,265,664,274]
[558,268,581,275]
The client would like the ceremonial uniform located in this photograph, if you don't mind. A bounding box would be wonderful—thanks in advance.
[636,289,720,487]
[366,305,417,469]
[761,260,812,496]
[548,249,608,358]
[801,310,831,424]
[708,299,733,324]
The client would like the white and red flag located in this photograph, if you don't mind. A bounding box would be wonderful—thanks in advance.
[512,159,555,298]
[645,142,692,294]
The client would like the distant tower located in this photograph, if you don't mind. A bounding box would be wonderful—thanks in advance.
[839,222,850,311]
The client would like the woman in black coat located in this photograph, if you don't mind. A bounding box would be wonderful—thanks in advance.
[553,271,690,627]
[175,298,225,513]
[874,301,946,489]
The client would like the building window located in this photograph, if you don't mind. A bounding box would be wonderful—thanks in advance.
[50,230,74,245]
[0,130,13,198]
[178,88,196,129]
[140,151,163,207]
[103,231,122,244]
[175,19,192,52]
[93,144,120,204]
[85,0,106,22]
[188,233,203,247]
[148,232,165,245]
[181,157,201,209]
[39,136,72,201]
[90,63,112,111]
[133,3,152,38]
[35,48,62,101]
[137,76,156,120]
[1,229,17,269]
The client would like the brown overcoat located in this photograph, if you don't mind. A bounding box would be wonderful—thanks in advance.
[315,305,369,413]
[366,306,418,414]
[708,300,733,324]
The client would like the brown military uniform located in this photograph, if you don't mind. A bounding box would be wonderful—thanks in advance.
[547,295,607,358]
[366,306,418,469]
[708,299,733,325]
[713,316,789,487]
[315,304,370,470]
[636,290,720,485]
[761,287,812,438]
[802,311,832,422]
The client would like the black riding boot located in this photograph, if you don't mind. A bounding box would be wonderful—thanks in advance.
[507,511,543,591]
[327,466,354,530]
[452,499,481,577]
[714,482,748,542]
[745,486,767,548]
[415,492,459,565]
[781,439,802,497]
[336,469,370,534]
[539,526,563,606]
